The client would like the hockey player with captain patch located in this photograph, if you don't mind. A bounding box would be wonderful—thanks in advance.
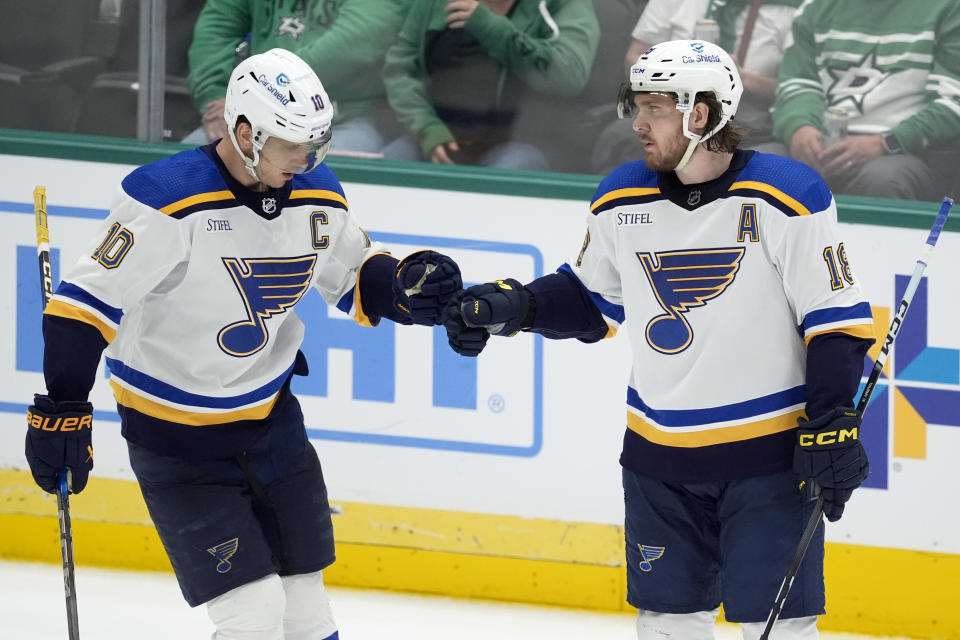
[24,48,463,639]
[445,40,875,639]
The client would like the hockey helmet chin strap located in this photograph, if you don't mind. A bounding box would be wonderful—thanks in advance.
[672,89,725,173]
[674,133,702,173]
[227,124,266,182]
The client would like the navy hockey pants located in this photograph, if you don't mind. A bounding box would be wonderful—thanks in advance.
[128,391,336,607]
[623,467,825,622]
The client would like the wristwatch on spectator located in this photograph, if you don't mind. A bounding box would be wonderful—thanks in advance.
[881,133,903,155]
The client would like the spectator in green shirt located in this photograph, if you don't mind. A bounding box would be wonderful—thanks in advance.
[381,0,599,170]
[771,0,960,201]
[186,0,408,153]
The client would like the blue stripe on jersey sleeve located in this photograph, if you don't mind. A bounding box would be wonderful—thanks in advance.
[105,357,295,409]
[590,160,658,209]
[121,147,227,212]
[736,152,833,215]
[557,263,625,324]
[291,162,346,199]
[627,384,807,427]
[801,302,873,333]
[55,281,124,323]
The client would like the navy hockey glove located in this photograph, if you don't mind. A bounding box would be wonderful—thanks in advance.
[442,293,490,357]
[793,407,869,522]
[459,279,535,336]
[393,250,463,326]
[25,395,94,494]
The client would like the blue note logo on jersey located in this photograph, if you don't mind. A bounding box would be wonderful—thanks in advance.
[207,537,239,573]
[638,247,745,354]
[219,255,317,357]
[637,544,665,572]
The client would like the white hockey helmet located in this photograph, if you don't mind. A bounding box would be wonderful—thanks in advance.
[617,40,743,169]
[224,48,334,179]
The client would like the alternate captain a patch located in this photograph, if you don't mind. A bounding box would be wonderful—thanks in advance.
[219,255,317,357]
[638,247,745,354]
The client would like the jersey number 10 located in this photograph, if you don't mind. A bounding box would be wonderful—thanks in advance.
[91,222,135,269]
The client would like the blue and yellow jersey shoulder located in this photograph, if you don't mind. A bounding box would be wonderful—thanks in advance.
[288,161,349,210]
[729,152,833,217]
[590,160,662,215]
[122,147,232,219]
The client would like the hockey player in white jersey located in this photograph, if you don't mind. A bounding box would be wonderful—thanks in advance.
[444,40,875,640]
[24,49,463,639]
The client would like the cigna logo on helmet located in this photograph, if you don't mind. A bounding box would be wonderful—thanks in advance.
[257,73,290,106]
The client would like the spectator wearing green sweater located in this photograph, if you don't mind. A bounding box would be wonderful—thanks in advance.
[186,0,408,153]
[381,0,599,169]
[771,0,960,201]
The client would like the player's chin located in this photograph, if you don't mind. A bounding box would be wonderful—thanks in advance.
[643,153,666,171]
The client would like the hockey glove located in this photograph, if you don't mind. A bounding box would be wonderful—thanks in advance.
[442,292,490,357]
[459,279,535,336]
[25,395,94,494]
[393,250,463,326]
[793,407,869,522]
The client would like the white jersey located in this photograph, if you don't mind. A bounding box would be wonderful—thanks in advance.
[568,150,873,480]
[45,146,384,429]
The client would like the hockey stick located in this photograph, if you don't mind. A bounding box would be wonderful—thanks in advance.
[759,196,954,639]
[34,186,81,640]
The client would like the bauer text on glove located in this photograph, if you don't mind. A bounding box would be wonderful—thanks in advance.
[25,395,94,494]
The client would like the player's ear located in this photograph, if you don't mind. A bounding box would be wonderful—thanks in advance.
[235,121,255,155]
[690,101,710,134]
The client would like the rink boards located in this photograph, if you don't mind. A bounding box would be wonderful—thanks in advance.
[0,132,958,639]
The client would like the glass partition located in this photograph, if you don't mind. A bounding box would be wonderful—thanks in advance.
[1,0,956,201]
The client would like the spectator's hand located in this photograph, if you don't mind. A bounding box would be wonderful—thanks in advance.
[430,141,460,164]
[202,98,228,142]
[446,0,481,28]
[729,55,777,100]
[789,125,825,171]
[819,135,884,180]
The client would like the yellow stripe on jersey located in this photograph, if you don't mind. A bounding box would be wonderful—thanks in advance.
[158,190,235,216]
[626,409,805,447]
[44,299,117,343]
[110,381,280,426]
[289,189,349,209]
[590,187,661,213]
[804,323,876,344]
[604,323,618,339]
[728,181,813,216]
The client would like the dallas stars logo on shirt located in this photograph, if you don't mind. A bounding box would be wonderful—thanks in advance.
[276,15,306,39]
[218,255,317,357]
[824,49,887,114]
[638,247,745,354]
